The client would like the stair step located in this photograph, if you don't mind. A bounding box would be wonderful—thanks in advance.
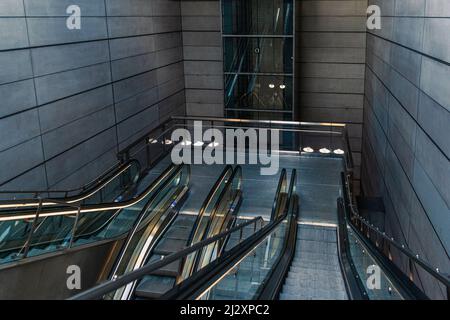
[134,275,176,299]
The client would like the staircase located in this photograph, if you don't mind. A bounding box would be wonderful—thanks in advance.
[280,224,348,300]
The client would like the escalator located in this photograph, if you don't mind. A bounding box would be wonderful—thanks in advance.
[70,168,294,300]
[108,165,244,299]
[166,171,449,300]
[0,163,187,264]
[0,159,140,208]
[72,167,450,301]
[0,160,141,263]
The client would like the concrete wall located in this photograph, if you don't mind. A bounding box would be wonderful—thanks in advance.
[296,0,368,191]
[362,0,450,299]
[181,0,224,117]
[0,0,185,191]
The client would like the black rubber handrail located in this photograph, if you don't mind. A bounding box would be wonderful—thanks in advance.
[70,168,296,300]
[341,172,450,292]
[0,159,140,209]
[336,197,369,300]
[69,217,263,300]
[180,165,234,279]
[0,165,187,263]
[270,168,287,221]
[0,164,181,222]
[339,197,428,300]
[187,166,243,277]
[257,169,298,300]
[161,170,298,300]
[185,165,234,249]
[107,165,191,299]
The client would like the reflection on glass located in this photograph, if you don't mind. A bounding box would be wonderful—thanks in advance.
[347,226,403,300]
[201,222,287,300]
[223,0,293,35]
[225,74,292,111]
[222,0,294,121]
[224,37,293,74]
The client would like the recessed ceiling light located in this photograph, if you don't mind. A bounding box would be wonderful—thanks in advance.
[303,147,314,153]
[269,84,275,89]
[319,148,331,154]
[333,149,345,155]
[279,84,286,89]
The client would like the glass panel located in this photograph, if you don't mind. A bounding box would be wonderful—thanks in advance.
[202,221,287,300]
[0,219,35,263]
[225,74,293,111]
[0,166,184,264]
[224,37,293,74]
[347,226,403,300]
[197,172,241,270]
[226,110,292,121]
[181,169,234,279]
[223,0,293,35]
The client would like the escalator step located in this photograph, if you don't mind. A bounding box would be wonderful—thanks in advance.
[135,275,176,299]
[163,226,191,241]
[290,261,340,272]
[153,238,186,255]
[172,214,196,228]
[297,225,336,243]
[150,259,181,277]
[292,251,339,265]
[296,239,338,255]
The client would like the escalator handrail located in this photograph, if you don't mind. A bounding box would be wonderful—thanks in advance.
[161,171,298,300]
[341,172,450,290]
[185,165,234,248]
[188,165,243,275]
[0,165,186,262]
[109,164,190,283]
[338,198,427,300]
[336,197,369,300]
[70,168,296,300]
[0,163,178,222]
[69,217,264,300]
[270,168,287,221]
[180,165,234,279]
[257,169,298,299]
[0,159,141,209]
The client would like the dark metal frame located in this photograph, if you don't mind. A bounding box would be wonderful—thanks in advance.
[257,170,297,300]
[340,172,450,299]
